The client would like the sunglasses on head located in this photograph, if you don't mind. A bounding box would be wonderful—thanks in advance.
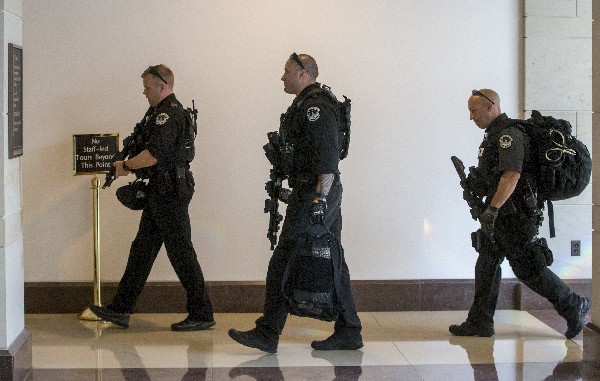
[472,89,495,104]
[289,52,306,71]
[146,65,168,84]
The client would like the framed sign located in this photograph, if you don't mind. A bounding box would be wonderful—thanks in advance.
[8,43,22,159]
[73,134,119,175]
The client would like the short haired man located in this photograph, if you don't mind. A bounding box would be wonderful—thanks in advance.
[228,53,363,353]
[450,89,589,338]
[90,65,215,331]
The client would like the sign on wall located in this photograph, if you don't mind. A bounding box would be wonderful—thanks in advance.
[8,43,23,159]
[73,134,119,175]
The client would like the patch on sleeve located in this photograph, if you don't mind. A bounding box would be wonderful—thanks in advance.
[306,106,320,122]
[499,134,513,149]
[155,113,169,126]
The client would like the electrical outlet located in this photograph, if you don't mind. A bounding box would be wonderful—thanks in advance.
[571,240,581,256]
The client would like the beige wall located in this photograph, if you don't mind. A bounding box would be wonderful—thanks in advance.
[24,1,588,285]
[524,1,593,280]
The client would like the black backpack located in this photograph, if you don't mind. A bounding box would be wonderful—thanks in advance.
[180,100,198,165]
[518,110,591,236]
[305,84,352,160]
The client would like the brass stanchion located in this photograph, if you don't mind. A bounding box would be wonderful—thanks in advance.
[79,175,102,320]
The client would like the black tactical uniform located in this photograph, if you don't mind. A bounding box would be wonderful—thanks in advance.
[108,93,213,322]
[461,113,586,336]
[255,83,362,347]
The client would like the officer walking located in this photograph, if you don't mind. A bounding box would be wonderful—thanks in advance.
[90,64,215,331]
[228,53,363,353]
[450,89,589,338]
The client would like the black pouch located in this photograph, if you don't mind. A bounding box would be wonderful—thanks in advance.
[527,237,553,266]
[116,179,148,210]
[176,168,195,200]
[282,234,340,322]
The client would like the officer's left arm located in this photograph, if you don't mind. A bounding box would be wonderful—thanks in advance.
[305,101,338,201]
[489,170,521,208]
[489,126,525,208]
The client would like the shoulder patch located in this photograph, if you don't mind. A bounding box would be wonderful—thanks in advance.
[155,113,169,126]
[307,106,320,122]
[499,134,513,149]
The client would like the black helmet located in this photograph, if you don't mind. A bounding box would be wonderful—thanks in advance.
[116,180,148,210]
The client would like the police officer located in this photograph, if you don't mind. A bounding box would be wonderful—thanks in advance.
[449,89,589,338]
[90,65,215,331]
[228,53,363,352]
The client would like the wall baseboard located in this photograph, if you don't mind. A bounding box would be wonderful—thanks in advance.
[25,279,591,314]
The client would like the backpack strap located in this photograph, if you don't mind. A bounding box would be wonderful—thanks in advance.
[547,200,555,238]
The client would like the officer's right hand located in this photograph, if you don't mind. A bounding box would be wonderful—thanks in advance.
[309,199,327,225]
[480,206,499,242]
[307,199,328,238]
[114,161,130,178]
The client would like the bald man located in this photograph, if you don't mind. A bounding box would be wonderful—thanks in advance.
[449,89,589,339]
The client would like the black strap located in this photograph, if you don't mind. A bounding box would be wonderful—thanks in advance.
[547,200,555,238]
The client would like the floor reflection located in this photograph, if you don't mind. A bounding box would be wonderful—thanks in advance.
[26,311,591,380]
[311,349,363,381]
[449,336,499,381]
[542,341,582,381]
[228,355,284,380]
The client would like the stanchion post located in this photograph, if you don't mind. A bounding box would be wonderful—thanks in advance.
[79,175,102,320]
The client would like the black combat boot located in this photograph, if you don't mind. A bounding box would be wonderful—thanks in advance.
[90,305,130,328]
[228,328,278,353]
[449,321,495,337]
[311,330,363,351]
[171,316,216,331]
[565,297,590,339]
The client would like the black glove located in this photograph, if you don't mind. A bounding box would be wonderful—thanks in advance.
[307,199,327,238]
[309,199,327,225]
[480,206,499,241]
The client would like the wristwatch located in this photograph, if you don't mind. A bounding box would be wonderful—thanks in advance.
[122,161,131,172]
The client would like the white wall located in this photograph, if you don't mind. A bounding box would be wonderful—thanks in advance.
[21,0,581,284]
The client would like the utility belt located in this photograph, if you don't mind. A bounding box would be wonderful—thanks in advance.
[288,173,317,189]
[288,173,340,189]
[149,166,194,196]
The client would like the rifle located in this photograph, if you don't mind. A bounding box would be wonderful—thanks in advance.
[102,123,142,189]
[451,156,486,220]
[186,100,198,136]
[451,156,497,247]
[263,131,291,250]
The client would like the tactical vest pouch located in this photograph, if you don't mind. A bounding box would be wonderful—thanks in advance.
[116,179,148,210]
[282,234,341,322]
[176,167,195,201]
[524,237,553,266]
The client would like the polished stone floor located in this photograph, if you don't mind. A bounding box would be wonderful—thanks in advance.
[26,310,598,380]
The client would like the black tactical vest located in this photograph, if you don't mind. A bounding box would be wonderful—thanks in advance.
[477,115,536,208]
[279,84,337,179]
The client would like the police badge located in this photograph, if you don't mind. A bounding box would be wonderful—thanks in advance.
[499,135,513,149]
[307,106,320,122]
[155,113,169,125]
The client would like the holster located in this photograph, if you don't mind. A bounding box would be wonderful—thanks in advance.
[176,167,194,199]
